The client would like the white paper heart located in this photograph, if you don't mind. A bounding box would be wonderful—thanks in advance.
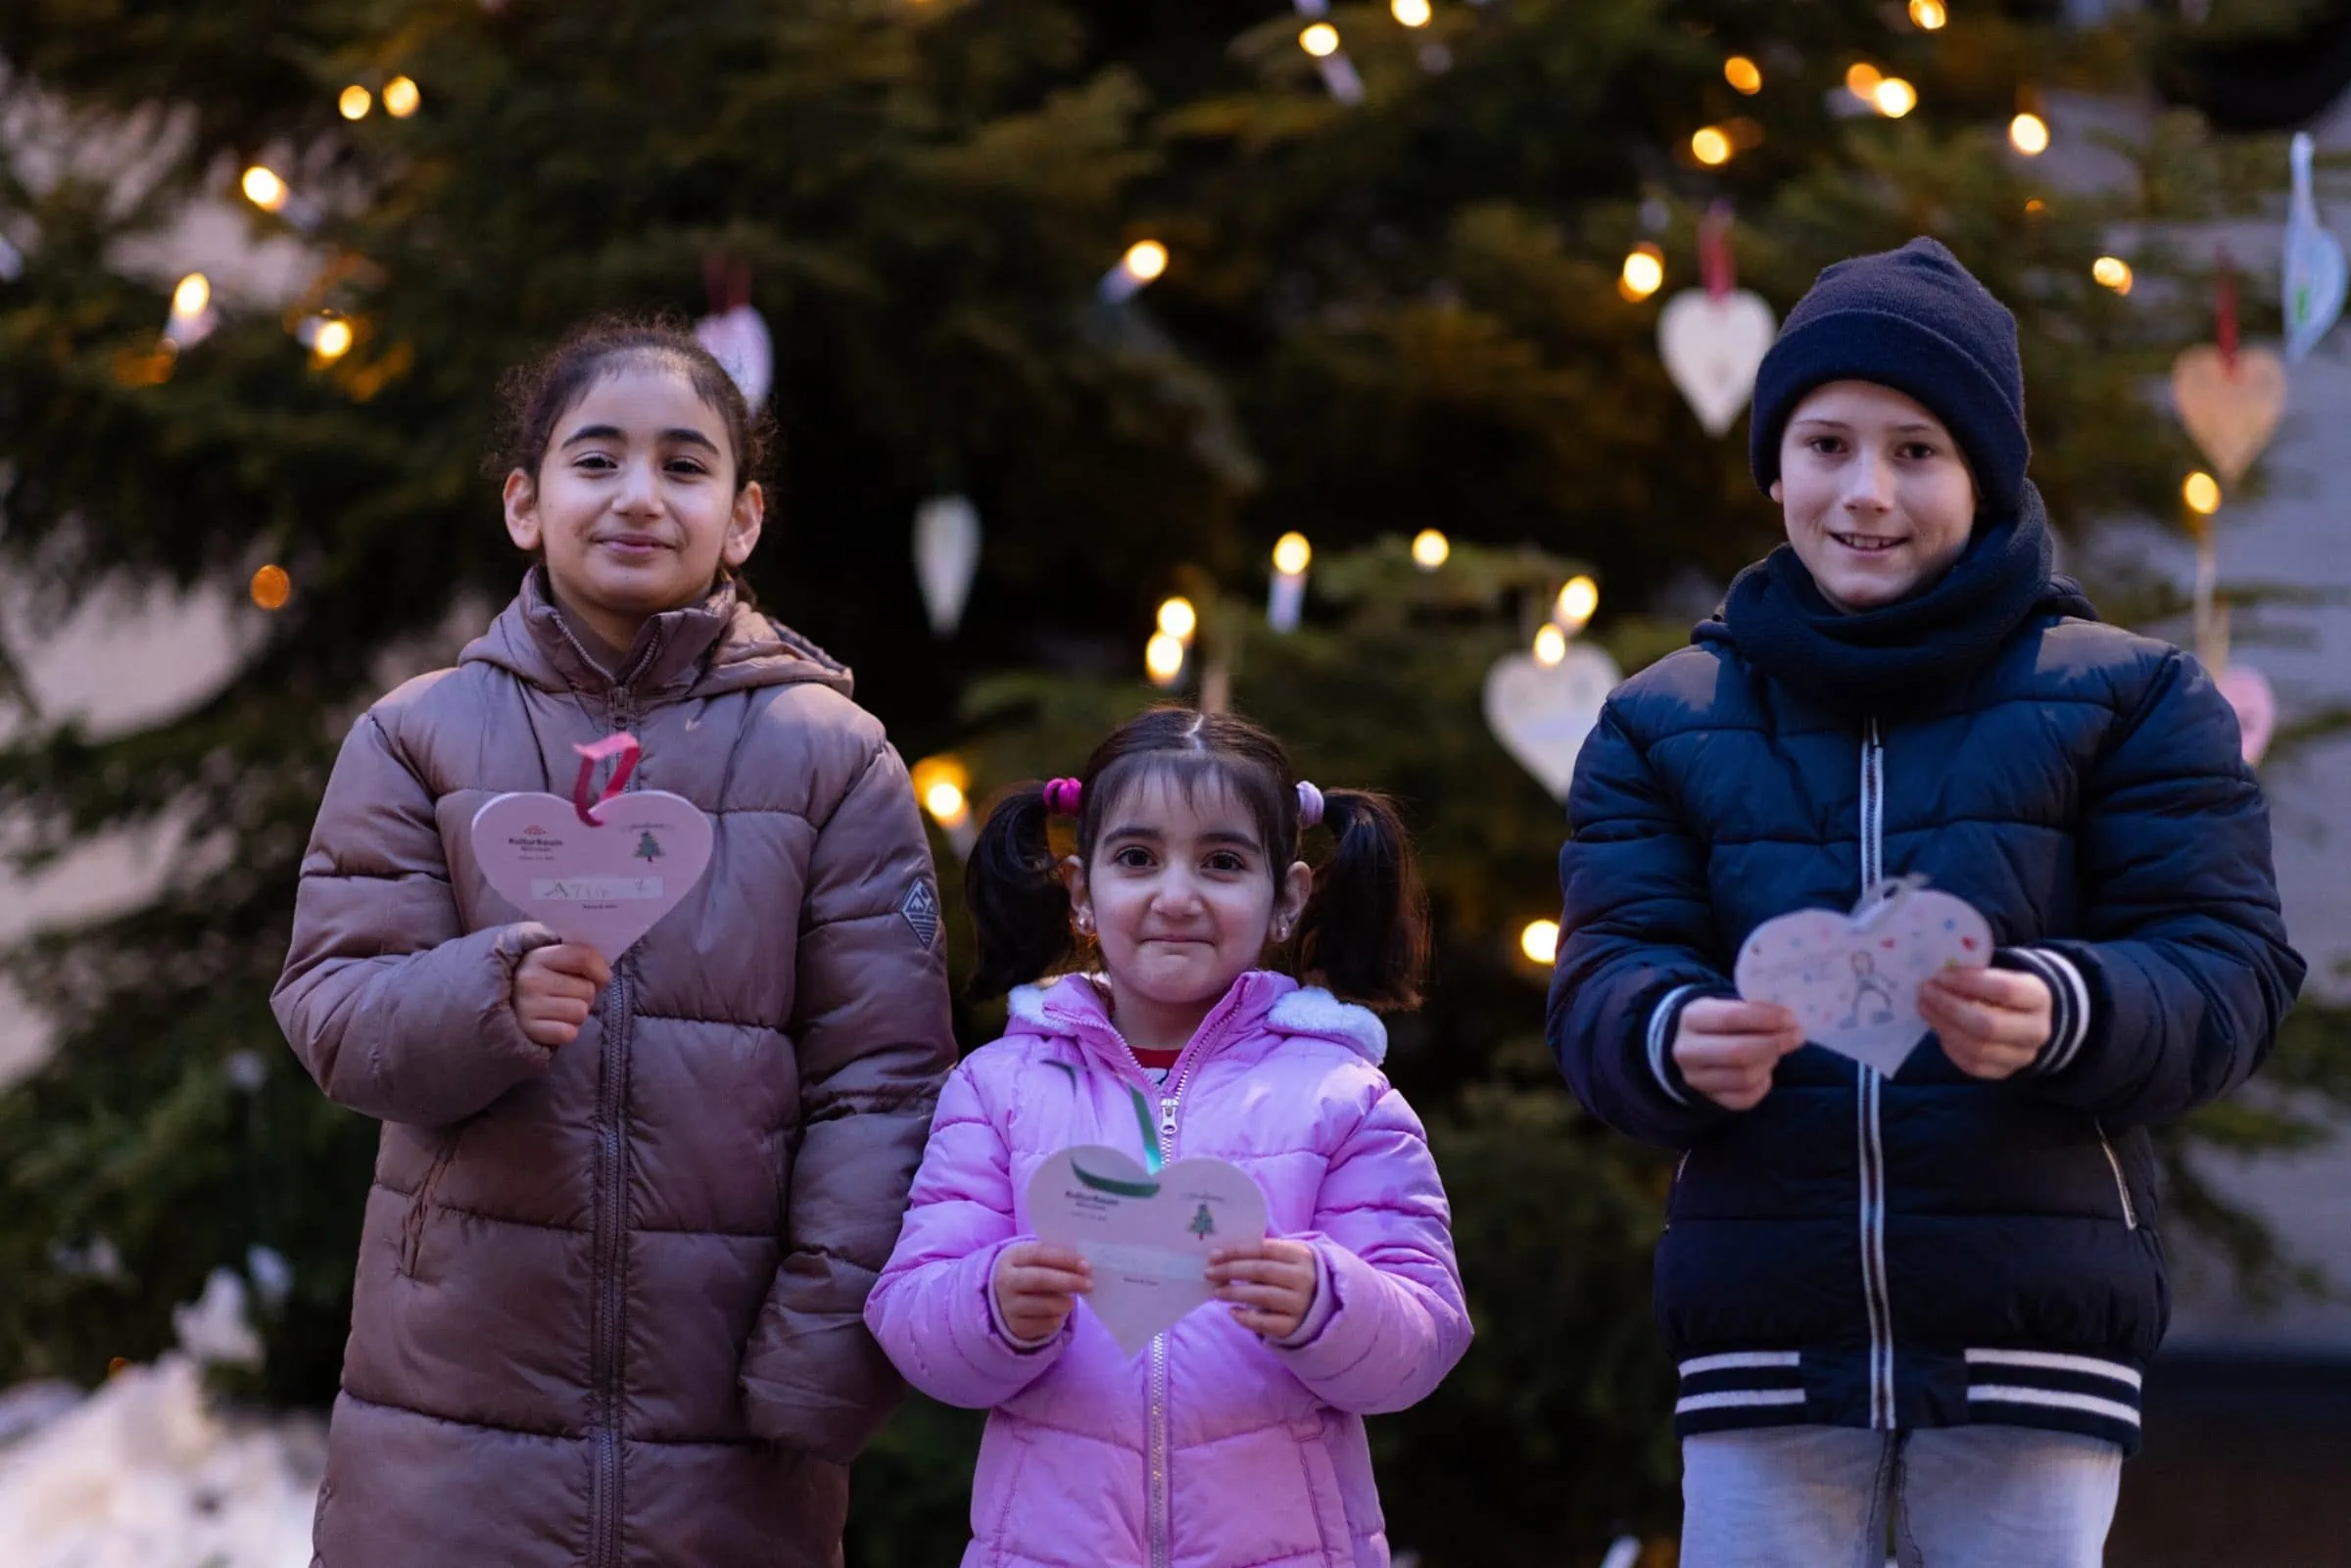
[1734,882,1993,1077]
[1484,642,1622,801]
[913,495,982,638]
[472,790,714,961]
[694,304,774,408]
[2284,133,2347,366]
[1658,288,1778,436]
[1025,1145,1268,1356]
[2172,344,2286,487]
[2217,664,2277,766]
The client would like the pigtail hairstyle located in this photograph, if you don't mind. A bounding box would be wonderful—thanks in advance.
[1297,787,1430,1011]
[964,783,1079,1000]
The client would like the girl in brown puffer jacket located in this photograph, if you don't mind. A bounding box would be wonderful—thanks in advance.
[271,319,957,1568]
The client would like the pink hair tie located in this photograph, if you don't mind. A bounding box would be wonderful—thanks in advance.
[1295,781,1325,830]
[1042,778,1083,816]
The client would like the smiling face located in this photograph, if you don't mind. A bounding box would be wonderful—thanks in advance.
[1772,380,1979,613]
[1064,768,1312,1055]
[503,356,764,653]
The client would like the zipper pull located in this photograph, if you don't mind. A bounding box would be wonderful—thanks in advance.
[1159,1097,1177,1139]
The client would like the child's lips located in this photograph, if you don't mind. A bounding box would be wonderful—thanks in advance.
[1830,531,1905,554]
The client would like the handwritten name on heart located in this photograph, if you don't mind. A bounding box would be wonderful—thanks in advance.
[472,788,713,962]
[1025,1146,1268,1356]
[1734,882,1993,1078]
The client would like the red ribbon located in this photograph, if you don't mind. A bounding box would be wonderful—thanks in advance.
[1699,203,1736,300]
[572,733,641,827]
[2216,251,2239,372]
[703,253,750,314]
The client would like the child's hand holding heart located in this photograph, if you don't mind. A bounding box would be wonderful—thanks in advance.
[1920,967,2053,1080]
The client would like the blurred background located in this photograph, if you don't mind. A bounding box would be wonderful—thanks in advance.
[0,1,2347,1563]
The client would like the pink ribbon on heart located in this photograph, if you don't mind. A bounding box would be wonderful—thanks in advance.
[572,734,641,827]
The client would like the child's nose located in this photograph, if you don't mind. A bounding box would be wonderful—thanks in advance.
[1842,453,1896,512]
[614,459,663,512]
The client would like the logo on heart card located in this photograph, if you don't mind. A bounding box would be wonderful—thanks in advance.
[1025,1146,1269,1357]
[1733,878,1993,1078]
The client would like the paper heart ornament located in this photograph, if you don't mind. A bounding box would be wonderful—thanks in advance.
[1484,642,1622,800]
[695,304,774,409]
[1734,879,1993,1078]
[2284,133,2346,366]
[913,495,982,638]
[2171,344,2285,487]
[2217,664,2277,766]
[1658,288,1777,436]
[1027,1146,1268,1356]
[471,736,713,962]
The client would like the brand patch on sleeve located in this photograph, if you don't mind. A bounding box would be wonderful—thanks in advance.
[899,879,942,948]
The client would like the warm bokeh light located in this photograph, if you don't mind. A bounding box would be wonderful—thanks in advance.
[1272,532,1312,577]
[2092,257,2134,295]
[911,755,973,827]
[1145,631,1187,686]
[312,318,355,360]
[171,273,211,318]
[1392,0,1433,27]
[1874,77,1918,118]
[1520,919,1560,966]
[1556,574,1600,632]
[1909,0,1948,29]
[1156,595,1198,642]
[1412,529,1451,569]
[1847,62,1884,100]
[2009,113,2050,156]
[1620,244,1665,300]
[1725,56,1762,95]
[250,565,292,611]
[2183,471,2222,516]
[1301,24,1341,58]
[339,85,372,120]
[241,166,288,213]
[2025,197,2046,216]
[382,75,420,118]
[1124,239,1168,282]
[1533,624,1567,667]
[1691,127,1733,166]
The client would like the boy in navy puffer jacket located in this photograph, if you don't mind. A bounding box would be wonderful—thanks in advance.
[1549,238,2304,1567]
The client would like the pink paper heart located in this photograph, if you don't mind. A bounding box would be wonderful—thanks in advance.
[2217,664,2277,765]
[472,789,713,961]
[2172,344,2285,487]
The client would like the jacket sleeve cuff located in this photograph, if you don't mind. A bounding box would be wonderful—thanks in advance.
[1996,946,2094,1077]
[1646,982,1728,1107]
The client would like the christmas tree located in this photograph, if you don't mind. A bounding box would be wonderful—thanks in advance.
[1,2,2344,1561]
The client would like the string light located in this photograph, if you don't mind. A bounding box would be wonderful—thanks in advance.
[1300,24,1341,57]
[1620,243,1664,301]
[2092,257,2134,295]
[1269,533,1312,632]
[382,75,420,118]
[1724,56,1762,95]
[2183,471,2222,515]
[1391,0,1432,26]
[1909,0,1948,28]
[312,317,355,360]
[1532,624,1567,666]
[910,755,975,850]
[339,85,372,120]
[2009,113,2049,156]
[241,166,289,214]
[1846,63,1884,101]
[1412,529,1451,569]
[1555,575,1600,633]
[1691,126,1733,166]
[1156,595,1198,642]
[1101,239,1168,303]
[1873,77,1918,119]
[250,565,292,610]
[1145,632,1187,686]
[1272,532,1312,577]
[171,273,211,318]
[2025,197,2046,216]
[1519,919,1560,966]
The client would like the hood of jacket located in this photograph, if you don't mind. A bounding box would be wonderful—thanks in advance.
[1004,970,1390,1073]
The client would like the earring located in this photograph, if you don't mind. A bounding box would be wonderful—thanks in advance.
[1074,912,1095,935]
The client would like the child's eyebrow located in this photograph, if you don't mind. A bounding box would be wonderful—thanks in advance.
[558,423,722,453]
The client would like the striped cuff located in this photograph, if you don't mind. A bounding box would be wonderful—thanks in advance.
[1998,946,2093,1078]
[1646,983,1711,1107]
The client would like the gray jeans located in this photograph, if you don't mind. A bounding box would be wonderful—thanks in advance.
[1681,1425,2122,1568]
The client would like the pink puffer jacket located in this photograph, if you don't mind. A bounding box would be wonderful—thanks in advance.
[866,970,1470,1568]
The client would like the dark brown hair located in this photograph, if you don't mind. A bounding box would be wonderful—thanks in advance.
[491,314,771,494]
[966,706,1430,1010]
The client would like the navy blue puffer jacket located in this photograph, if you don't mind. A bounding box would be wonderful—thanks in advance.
[1548,504,2304,1455]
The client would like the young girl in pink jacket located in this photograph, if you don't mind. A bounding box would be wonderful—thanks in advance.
[865,706,1471,1568]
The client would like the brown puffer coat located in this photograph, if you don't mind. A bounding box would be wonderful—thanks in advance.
[272,571,955,1568]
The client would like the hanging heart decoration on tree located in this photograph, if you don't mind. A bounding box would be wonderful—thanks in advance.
[2216,664,2277,766]
[2172,263,2284,488]
[1657,207,1776,437]
[694,255,774,409]
[2283,133,2346,366]
[913,495,982,637]
[1483,641,1622,800]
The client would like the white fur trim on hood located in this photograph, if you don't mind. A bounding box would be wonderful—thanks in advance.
[1003,975,1387,1065]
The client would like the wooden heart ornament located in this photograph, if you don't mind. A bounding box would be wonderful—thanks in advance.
[2217,664,2277,766]
[471,735,713,962]
[1658,288,1778,436]
[1734,879,1992,1078]
[1026,1146,1268,1356]
[1484,642,1622,801]
[2172,344,2285,487]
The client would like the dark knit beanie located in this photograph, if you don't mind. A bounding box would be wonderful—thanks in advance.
[1748,237,2030,515]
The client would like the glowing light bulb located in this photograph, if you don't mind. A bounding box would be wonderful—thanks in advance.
[1124,239,1168,283]
[1412,529,1451,569]
[1846,62,1884,100]
[1874,77,1918,119]
[312,317,355,361]
[923,781,967,825]
[172,273,211,317]
[1392,0,1432,26]
[1520,919,1560,966]
[2025,197,2046,216]
[1620,244,1664,301]
[1301,24,1341,58]
[1724,56,1762,95]
[339,85,372,120]
[911,755,972,826]
[250,565,292,610]
[241,166,289,213]
[1156,595,1198,642]
[1691,127,1733,166]
[1909,0,1947,29]
[2183,471,2222,516]
[2091,257,2133,295]
[382,75,420,118]
[1272,532,1312,577]
[2009,113,2049,156]
[1556,575,1600,632]
[1533,624,1567,666]
[1146,632,1187,686]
